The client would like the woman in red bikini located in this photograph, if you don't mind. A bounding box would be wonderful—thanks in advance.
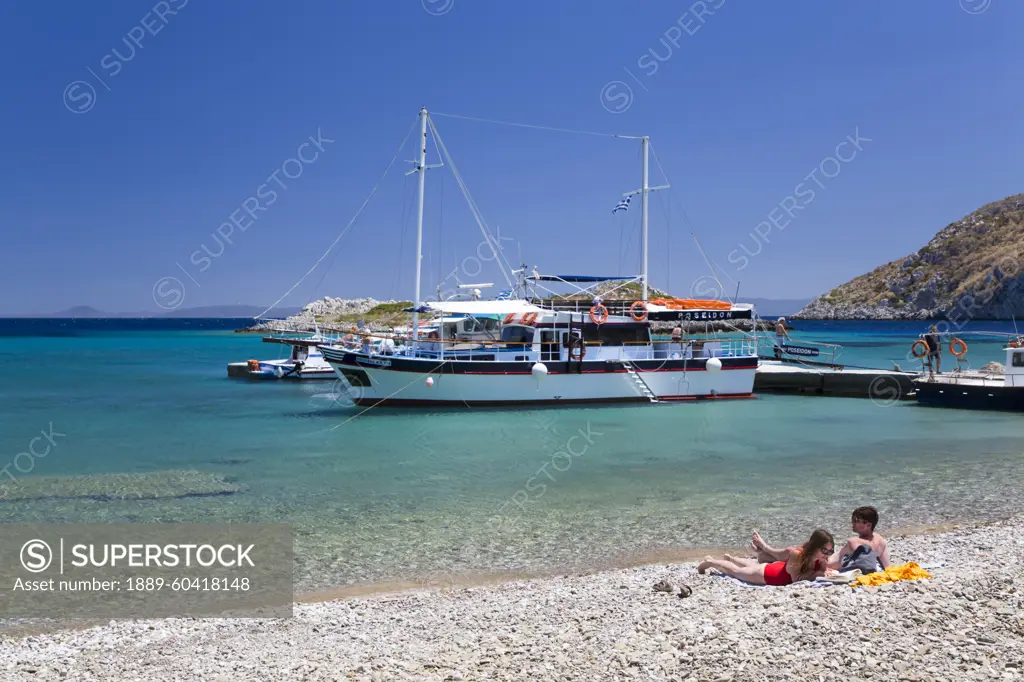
[697,529,836,586]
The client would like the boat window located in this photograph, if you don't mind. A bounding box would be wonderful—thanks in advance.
[463,318,479,333]
[580,324,650,346]
[1013,351,1024,368]
[501,325,534,346]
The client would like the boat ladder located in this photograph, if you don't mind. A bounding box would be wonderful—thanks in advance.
[621,360,659,403]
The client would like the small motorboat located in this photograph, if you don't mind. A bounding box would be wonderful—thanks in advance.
[913,335,1024,412]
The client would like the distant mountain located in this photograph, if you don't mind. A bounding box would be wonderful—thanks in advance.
[796,193,1024,319]
[4,305,302,319]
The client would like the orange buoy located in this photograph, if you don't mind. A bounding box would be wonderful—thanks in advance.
[629,300,648,321]
[247,359,261,372]
[522,312,538,326]
[910,340,928,358]
[950,338,968,357]
[589,304,609,325]
[503,313,517,325]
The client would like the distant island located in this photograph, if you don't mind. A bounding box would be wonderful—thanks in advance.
[795,193,1024,320]
[2,305,303,319]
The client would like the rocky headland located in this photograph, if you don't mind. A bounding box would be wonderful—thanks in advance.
[796,194,1024,320]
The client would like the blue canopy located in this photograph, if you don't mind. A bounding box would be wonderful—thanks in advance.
[526,275,633,283]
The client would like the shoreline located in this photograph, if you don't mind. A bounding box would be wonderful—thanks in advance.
[5,518,1019,679]
[2,518,975,640]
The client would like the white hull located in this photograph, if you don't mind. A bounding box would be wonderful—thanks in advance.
[324,353,756,407]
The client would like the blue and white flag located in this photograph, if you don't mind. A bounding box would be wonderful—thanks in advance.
[495,288,513,300]
[613,195,631,213]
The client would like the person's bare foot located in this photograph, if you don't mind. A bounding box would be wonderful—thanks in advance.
[751,530,767,552]
[724,553,739,564]
[697,557,713,574]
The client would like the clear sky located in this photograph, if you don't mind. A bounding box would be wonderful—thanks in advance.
[2,0,1021,314]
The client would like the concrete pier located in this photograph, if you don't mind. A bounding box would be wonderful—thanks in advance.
[755,358,918,400]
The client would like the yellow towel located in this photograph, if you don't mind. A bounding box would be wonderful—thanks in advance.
[853,561,932,587]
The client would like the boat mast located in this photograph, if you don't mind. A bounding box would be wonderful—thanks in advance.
[412,107,428,341]
[641,136,650,303]
[632,136,669,304]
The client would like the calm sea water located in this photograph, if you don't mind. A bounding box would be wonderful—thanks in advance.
[0,318,1021,592]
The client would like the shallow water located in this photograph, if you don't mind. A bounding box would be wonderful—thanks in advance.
[0,318,1020,593]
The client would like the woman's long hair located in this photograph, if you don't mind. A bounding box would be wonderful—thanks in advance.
[795,528,834,577]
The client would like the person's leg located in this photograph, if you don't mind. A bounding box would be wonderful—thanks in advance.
[697,558,768,585]
[723,554,757,567]
[751,531,787,562]
[936,353,941,374]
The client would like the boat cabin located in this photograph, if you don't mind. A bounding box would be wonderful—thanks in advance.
[1006,343,1024,387]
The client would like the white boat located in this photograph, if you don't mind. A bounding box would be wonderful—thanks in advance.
[321,107,759,407]
[228,331,338,380]
[913,335,1024,412]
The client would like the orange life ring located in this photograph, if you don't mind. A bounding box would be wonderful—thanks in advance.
[503,313,517,325]
[247,359,261,372]
[522,312,538,326]
[629,301,648,321]
[589,304,609,325]
[950,338,968,357]
[910,340,928,358]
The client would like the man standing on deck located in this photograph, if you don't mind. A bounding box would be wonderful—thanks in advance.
[924,324,942,378]
[773,317,790,359]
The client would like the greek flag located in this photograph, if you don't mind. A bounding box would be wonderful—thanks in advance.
[495,288,513,300]
[613,196,631,213]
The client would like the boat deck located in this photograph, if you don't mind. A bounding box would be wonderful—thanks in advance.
[755,359,919,400]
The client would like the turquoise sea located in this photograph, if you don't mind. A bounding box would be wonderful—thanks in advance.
[0,318,1021,593]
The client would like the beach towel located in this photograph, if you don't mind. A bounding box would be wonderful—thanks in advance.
[841,545,881,574]
[853,561,932,587]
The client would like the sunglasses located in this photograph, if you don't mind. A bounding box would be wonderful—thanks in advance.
[820,547,835,556]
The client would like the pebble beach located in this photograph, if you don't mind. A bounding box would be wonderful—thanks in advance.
[2,518,1022,681]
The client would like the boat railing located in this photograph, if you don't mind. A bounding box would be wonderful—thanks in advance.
[327,333,757,362]
[756,334,844,366]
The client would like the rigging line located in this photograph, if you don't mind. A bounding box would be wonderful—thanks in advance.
[389,173,414,301]
[255,116,420,320]
[431,111,642,140]
[690,232,728,301]
[650,142,737,291]
[427,116,515,288]
[328,360,448,430]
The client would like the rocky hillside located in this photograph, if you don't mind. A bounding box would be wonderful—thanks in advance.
[238,297,400,332]
[796,194,1024,319]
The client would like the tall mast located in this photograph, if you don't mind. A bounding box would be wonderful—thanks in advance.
[641,135,650,303]
[412,107,428,340]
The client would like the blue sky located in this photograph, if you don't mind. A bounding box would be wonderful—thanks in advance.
[1,0,1020,313]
